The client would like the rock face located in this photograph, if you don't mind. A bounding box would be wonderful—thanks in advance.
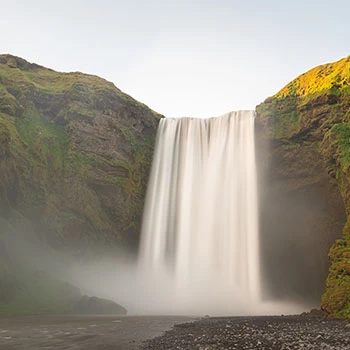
[256,56,350,317]
[0,54,159,315]
[0,54,162,253]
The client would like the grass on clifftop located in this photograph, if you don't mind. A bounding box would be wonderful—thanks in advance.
[276,56,349,99]
[256,56,350,139]
[0,55,152,112]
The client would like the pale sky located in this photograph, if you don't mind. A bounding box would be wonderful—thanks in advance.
[1,0,349,118]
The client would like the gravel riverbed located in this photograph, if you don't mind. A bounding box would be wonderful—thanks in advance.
[140,315,350,350]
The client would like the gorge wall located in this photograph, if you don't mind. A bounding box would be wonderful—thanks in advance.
[256,56,350,317]
[0,55,161,313]
[0,54,349,317]
[0,54,161,253]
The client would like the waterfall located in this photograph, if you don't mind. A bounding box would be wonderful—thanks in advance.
[138,111,261,314]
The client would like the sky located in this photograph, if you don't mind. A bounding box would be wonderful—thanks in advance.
[1,0,349,118]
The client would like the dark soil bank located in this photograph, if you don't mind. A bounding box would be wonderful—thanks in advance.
[140,315,350,350]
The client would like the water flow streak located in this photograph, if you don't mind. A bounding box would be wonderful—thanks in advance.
[139,111,261,314]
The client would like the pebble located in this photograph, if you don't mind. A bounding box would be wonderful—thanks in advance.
[140,315,350,350]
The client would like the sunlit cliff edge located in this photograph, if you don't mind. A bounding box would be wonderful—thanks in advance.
[256,55,350,318]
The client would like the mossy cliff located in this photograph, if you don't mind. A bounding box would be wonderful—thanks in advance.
[0,54,161,314]
[0,54,161,254]
[256,56,350,318]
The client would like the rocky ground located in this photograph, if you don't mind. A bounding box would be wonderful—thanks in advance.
[140,315,350,350]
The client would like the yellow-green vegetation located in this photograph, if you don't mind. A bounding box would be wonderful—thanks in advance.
[321,123,350,317]
[256,55,350,318]
[330,123,350,168]
[256,95,301,139]
[321,225,350,318]
[256,56,349,139]
[0,54,160,251]
[0,54,160,315]
[277,57,349,99]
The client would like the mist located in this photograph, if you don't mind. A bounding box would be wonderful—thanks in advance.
[3,210,315,317]
[2,111,345,317]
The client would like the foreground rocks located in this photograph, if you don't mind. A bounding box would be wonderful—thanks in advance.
[140,315,350,350]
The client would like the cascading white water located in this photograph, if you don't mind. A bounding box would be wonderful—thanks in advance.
[56,111,314,316]
[138,111,261,315]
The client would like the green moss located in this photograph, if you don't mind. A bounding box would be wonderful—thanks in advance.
[257,55,350,318]
[0,116,11,155]
[329,123,350,171]
[0,55,160,247]
[0,63,33,92]
[256,95,301,139]
[321,124,350,317]
[0,86,21,116]
[122,144,154,230]
[256,56,350,140]
[322,225,350,318]
[0,113,27,201]
[0,54,161,315]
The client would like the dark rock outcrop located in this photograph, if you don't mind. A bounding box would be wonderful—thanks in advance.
[71,295,127,315]
[0,266,127,316]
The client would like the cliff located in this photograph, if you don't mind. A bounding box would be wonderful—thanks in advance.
[256,56,350,318]
[0,54,161,314]
[1,54,349,318]
[0,54,161,252]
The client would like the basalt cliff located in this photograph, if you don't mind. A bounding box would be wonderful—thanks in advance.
[0,54,161,314]
[256,56,350,318]
[0,54,161,250]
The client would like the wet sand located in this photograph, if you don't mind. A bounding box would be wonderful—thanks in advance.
[0,315,196,350]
